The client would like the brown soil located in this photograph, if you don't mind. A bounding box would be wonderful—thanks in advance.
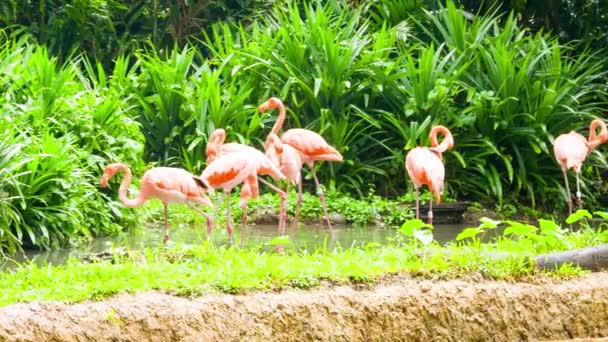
[2,273,608,342]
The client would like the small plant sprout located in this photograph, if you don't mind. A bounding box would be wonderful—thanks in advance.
[399,219,434,246]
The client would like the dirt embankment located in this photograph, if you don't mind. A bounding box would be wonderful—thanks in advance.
[1,273,608,341]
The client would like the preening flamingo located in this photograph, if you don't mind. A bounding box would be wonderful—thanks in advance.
[405,125,454,225]
[197,152,283,245]
[99,163,213,244]
[553,118,608,215]
[259,97,343,229]
[205,128,287,235]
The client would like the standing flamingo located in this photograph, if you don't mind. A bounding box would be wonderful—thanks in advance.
[259,97,343,229]
[197,152,283,245]
[265,133,304,228]
[205,128,287,235]
[99,163,214,244]
[405,125,454,225]
[553,119,608,215]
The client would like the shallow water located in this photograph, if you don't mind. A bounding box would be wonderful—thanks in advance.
[2,221,470,268]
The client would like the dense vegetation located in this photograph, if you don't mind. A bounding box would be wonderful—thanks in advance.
[0,0,607,253]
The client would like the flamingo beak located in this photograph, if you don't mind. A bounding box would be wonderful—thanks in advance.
[258,102,269,112]
[99,175,109,188]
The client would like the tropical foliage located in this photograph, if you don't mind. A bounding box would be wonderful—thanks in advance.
[0,0,607,253]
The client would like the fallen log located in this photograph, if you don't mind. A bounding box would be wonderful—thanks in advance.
[535,244,608,272]
[418,244,608,272]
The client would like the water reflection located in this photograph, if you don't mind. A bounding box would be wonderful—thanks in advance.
[1,222,470,269]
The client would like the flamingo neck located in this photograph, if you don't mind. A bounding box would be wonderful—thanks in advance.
[429,125,454,154]
[116,165,146,208]
[587,119,608,152]
[270,101,286,136]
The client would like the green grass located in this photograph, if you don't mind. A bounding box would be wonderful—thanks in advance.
[1,210,606,307]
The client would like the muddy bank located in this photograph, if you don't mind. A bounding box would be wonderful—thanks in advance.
[1,273,608,341]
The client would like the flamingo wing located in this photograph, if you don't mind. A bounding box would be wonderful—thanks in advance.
[143,167,212,205]
[281,128,343,163]
[201,153,257,191]
[553,132,588,172]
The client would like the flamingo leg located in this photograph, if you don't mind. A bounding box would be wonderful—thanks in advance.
[240,198,248,247]
[162,203,170,244]
[225,191,233,244]
[310,166,332,230]
[428,193,434,225]
[414,188,420,220]
[207,193,224,239]
[186,202,212,241]
[562,169,573,216]
[295,177,303,230]
[259,178,287,236]
[575,171,582,209]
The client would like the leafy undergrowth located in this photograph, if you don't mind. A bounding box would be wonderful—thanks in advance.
[0,210,606,308]
[141,187,432,228]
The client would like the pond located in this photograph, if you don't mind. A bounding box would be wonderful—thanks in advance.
[2,222,472,268]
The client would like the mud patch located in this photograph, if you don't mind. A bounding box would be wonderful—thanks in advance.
[1,273,608,341]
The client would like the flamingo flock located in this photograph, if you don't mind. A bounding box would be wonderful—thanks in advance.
[100,96,608,245]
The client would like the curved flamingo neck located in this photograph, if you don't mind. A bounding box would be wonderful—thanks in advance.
[115,164,146,208]
[587,119,608,151]
[429,125,454,154]
[270,99,286,136]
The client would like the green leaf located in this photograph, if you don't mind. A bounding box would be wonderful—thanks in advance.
[456,227,482,241]
[593,211,608,220]
[566,209,592,224]
[400,219,431,236]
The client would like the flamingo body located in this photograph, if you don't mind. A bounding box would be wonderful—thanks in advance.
[100,163,213,244]
[553,132,590,173]
[405,147,445,203]
[280,128,343,166]
[266,133,303,185]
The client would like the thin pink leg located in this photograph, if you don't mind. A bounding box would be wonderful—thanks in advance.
[294,177,302,229]
[310,166,332,230]
[207,193,224,239]
[186,202,212,240]
[240,199,248,247]
[162,203,170,244]
[260,178,286,235]
[562,170,573,216]
[428,194,433,225]
[575,171,582,209]
[414,188,420,219]
[225,191,233,244]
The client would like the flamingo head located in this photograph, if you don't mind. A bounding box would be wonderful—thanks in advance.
[258,97,283,112]
[100,163,125,188]
[206,129,226,163]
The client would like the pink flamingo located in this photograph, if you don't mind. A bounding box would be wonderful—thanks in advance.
[405,125,454,225]
[265,133,304,228]
[553,119,608,215]
[197,152,283,245]
[99,163,213,244]
[259,97,343,229]
[205,128,287,236]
